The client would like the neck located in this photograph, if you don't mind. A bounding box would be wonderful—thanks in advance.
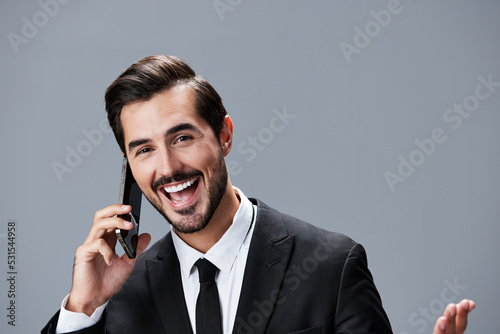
[176,180,240,253]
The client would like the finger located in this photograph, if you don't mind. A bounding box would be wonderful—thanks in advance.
[456,299,474,333]
[76,238,116,266]
[466,299,476,312]
[86,214,133,243]
[433,316,448,334]
[86,218,133,244]
[94,204,132,221]
[444,303,457,334]
[102,226,119,247]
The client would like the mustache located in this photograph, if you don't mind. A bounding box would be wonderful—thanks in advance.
[152,170,203,190]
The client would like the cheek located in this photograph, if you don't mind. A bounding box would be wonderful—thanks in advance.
[184,143,220,170]
[131,163,156,193]
[196,150,221,176]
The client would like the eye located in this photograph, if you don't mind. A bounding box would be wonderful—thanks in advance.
[175,135,192,144]
[137,147,152,155]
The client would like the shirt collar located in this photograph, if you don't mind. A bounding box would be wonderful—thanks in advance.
[171,187,254,279]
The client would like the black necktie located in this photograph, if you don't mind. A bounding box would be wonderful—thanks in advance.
[195,258,222,334]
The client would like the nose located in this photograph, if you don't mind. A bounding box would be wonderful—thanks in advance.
[156,148,183,179]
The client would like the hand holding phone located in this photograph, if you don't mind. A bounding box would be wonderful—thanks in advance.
[116,157,143,258]
[68,203,151,316]
[66,158,150,316]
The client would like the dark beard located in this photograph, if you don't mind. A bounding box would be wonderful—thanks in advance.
[145,150,228,234]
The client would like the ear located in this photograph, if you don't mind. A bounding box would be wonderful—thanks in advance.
[219,115,233,156]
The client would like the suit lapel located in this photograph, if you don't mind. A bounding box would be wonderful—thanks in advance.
[146,233,194,334]
[233,199,295,334]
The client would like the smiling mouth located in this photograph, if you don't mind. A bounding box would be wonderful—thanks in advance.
[161,177,199,204]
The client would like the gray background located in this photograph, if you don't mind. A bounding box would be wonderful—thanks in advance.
[1,0,499,333]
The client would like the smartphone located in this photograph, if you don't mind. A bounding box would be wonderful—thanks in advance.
[115,157,142,258]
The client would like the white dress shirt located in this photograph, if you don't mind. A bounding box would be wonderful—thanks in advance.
[56,187,256,334]
[172,187,255,333]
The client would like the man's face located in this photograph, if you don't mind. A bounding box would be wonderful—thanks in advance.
[121,85,231,234]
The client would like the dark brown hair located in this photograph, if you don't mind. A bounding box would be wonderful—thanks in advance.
[105,55,227,153]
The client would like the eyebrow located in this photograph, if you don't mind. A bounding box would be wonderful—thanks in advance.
[127,123,201,152]
[128,138,151,152]
[166,123,200,137]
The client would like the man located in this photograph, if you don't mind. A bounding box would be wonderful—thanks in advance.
[42,55,474,334]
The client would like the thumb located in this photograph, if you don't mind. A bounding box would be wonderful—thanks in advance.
[136,233,152,257]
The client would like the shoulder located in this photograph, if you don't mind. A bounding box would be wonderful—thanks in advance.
[251,198,363,260]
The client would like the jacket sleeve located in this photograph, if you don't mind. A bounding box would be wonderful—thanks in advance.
[333,243,393,333]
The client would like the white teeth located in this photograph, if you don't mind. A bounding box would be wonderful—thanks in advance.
[164,178,196,193]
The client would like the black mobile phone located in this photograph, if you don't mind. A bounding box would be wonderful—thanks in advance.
[115,157,142,258]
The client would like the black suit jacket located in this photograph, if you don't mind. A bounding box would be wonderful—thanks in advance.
[42,199,392,334]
